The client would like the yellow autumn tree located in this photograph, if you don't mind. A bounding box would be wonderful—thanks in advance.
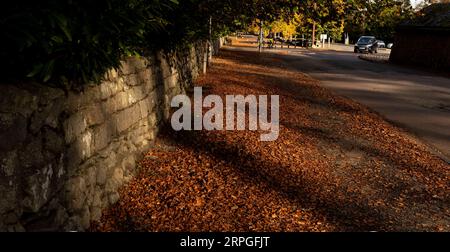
[268,13,303,39]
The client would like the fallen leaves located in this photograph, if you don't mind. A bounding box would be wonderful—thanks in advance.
[90,49,450,232]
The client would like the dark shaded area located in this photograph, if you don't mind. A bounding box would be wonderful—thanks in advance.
[389,3,450,72]
[163,129,394,231]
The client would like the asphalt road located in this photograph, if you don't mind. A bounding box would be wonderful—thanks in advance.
[227,37,450,162]
[279,48,450,162]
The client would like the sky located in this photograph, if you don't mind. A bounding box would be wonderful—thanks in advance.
[410,0,423,8]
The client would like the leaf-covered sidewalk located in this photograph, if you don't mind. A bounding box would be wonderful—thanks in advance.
[91,49,449,231]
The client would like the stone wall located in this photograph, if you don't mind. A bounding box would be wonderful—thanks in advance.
[0,42,210,231]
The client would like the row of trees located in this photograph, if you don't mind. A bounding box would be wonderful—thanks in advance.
[345,0,414,43]
[246,0,438,43]
[2,0,445,86]
[0,0,302,86]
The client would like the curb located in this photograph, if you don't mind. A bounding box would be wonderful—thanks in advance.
[358,54,390,63]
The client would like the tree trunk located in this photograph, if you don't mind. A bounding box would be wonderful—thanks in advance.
[259,20,263,53]
[208,16,212,64]
[312,21,316,48]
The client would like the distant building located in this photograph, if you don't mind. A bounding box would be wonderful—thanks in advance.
[389,3,450,71]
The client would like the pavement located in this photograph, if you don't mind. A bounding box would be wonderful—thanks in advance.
[94,48,450,231]
[226,36,450,162]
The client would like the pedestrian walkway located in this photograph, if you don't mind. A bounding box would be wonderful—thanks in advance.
[92,48,450,232]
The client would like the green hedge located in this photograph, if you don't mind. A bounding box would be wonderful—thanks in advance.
[0,1,266,89]
[0,0,181,89]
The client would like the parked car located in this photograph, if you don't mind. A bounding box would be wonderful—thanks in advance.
[354,36,378,54]
[288,39,301,46]
[287,38,312,47]
[377,40,386,48]
[387,43,393,49]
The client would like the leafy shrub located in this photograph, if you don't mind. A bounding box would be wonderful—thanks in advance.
[0,0,177,89]
[0,0,274,89]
